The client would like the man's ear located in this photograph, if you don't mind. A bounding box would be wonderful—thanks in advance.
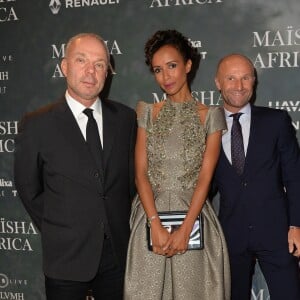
[215,77,221,91]
[61,58,68,77]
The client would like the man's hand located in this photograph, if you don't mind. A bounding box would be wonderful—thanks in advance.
[288,226,300,257]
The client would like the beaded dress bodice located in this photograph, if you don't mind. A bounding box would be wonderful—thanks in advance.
[137,98,221,194]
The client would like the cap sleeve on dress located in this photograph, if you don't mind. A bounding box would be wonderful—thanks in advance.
[136,101,152,129]
[205,106,227,135]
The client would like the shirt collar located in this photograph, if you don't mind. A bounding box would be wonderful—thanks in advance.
[65,90,102,119]
[224,103,251,119]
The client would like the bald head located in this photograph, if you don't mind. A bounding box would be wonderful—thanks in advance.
[65,33,108,59]
[215,53,256,113]
[216,54,255,78]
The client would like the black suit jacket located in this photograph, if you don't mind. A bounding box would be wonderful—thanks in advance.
[14,98,137,281]
[214,105,300,253]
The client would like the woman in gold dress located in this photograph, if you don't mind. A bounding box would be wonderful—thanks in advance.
[124,29,230,299]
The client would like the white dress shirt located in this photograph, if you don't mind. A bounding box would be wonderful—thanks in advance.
[222,103,251,163]
[65,91,103,145]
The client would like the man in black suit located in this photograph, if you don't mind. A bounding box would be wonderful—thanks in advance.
[14,33,137,300]
[213,54,300,300]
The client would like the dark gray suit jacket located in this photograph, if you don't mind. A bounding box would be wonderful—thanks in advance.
[14,97,137,281]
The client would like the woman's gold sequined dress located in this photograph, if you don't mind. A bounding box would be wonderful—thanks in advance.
[124,98,230,300]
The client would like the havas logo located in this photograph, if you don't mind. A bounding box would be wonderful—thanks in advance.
[49,0,61,14]
[268,100,300,112]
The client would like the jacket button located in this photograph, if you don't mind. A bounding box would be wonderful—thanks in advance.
[242,182,247,187]
[94,172,99,178]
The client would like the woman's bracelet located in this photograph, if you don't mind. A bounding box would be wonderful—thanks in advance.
[147,214,158,227]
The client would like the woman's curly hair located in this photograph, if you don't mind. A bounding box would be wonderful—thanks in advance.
[144,29,200,84]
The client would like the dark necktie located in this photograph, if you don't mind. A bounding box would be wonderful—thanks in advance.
[83,108,103,169]
[230,113,245,175]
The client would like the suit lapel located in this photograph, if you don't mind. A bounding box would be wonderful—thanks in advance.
[220,146,232,169]
[219,145,240,178]
[102,99,118,172]
[53,98,103,192]
[52,99,102,186]
[53,99,87,153]
[243,106,261,177]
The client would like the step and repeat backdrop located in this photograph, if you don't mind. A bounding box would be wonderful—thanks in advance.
[0,0,299,299]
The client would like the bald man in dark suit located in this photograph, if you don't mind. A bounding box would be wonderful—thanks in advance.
[213,54,300,300]
[14,33,136,300]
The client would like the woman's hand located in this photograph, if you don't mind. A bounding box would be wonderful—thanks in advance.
[150,220,171,256]
[163,224,191,257]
